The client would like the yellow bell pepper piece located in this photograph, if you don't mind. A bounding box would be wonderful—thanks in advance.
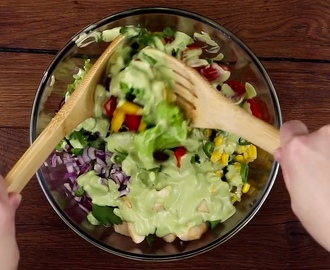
[111,110,125,132]
[117,101,142,115]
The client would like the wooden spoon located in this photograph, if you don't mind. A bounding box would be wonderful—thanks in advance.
[5,35,125,193]
[142,47,280,154]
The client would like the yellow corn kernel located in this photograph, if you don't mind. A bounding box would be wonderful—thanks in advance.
[234,162,241,172]
[242,183,251,193]
[138,121,146,132]
[231,194,238,203]
[117,101,142,115]
[243,151,249,161]
[203,129,212,138]
[111,110,125,132]
[211,150,222,163]
[221,153,229,165]
[247,186,256,196]
[247,145,257,160]
[215,170,223,178]
[235,155,244,162]
[237,146,247,154]
[213,136,223,147]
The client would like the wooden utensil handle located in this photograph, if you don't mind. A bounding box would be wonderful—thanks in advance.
[213,97,281,155]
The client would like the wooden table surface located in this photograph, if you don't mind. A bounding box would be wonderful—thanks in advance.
[1,1,330,269]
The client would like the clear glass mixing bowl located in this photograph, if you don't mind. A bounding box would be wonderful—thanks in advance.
[30,7,282,261]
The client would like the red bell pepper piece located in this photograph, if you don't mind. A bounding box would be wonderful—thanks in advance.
[174,147,186,168]
[103,96,117,118]
[164,37,174,44]
[124,114,142,131]
[198,63,229,82]
[246,98,271,123]
[226,80,246,96]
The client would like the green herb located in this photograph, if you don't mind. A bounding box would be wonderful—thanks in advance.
[120,82,131,93]
[240,163,249,183]
[71,148,84,156]
[162,27,175,38]
[137,28,155,47]
[132,88,143,96]
[120,26,129,35]
[238,137,251,145]
[55,139,66,151]
[69,130,89,148]
[205,58,212,64]
[203,141,215,158]
[74,186,85,197]
[146,233,155,246]
[113,150,128,164]
[209,220,221,229]
[92,204,122,226]
[142,53,157,65]
[190,154,201,164]
[89,137,105,150]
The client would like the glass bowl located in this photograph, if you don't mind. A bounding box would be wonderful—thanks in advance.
[30,7,282,261]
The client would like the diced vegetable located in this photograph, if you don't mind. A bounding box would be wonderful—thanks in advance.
[104,96,117,118]
[92,204,122,225]
[225,80,246,96]
[203,141,215,157]
[125,114,142,131]
[240,163,249,183]
[111,110,125,132]
[174,147,186,168]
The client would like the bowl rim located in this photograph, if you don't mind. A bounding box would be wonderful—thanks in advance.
[30,6,282,261]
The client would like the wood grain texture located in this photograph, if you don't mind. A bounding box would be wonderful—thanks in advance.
[0,52,54,128]
[1,0,330,269]
[1,0,330,59]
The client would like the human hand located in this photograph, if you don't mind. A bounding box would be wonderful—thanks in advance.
[0,175,21,270]
[275,120,330,252]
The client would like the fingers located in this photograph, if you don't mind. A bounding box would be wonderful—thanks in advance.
[275,121,308,164]
[280,120,309,147]
[0,175,22,209]
[8,193,22,210]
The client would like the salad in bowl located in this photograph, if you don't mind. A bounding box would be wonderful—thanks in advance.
[47,25,263,245]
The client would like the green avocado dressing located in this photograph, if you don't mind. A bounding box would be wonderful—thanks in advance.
[118,153,235,237]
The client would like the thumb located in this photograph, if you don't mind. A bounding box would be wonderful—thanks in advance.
[280,120,309,147]
[275,120,308,164]
[8,193,22,210]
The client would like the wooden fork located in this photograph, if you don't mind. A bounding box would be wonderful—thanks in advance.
[142,48,280,155]
[5,35,125,193]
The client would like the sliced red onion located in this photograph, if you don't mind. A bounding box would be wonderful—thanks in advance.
[96,150,106,160]
[56,155,63,165]
[77,156,85,165]
[82,148,91,163]
[80,163,92,174]
[50,153,57,167]
[94,163,103,175]
[96,157,107,168]
[74,196,82,203]
[78,203,90,213]
[63,182,73,193]
[87,146,96,160]
[64,172,77,179]
[120,187,129,197]
[112,171,125,185]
